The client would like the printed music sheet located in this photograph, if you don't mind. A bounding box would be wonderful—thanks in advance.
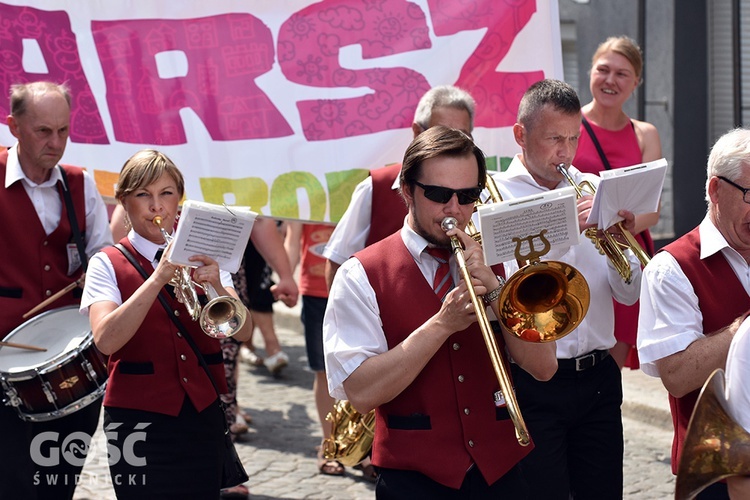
[587,158,668,230]
[167,200,257,273]
[476,187,579,266]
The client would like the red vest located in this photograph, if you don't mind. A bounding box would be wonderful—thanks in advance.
[0,149,86,337]
[356,233,530,488]
[365,163,407,246]
[101,240,227,416]
[661,227,750,473]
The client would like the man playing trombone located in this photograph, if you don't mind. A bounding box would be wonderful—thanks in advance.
[0,81,113,499]
[493,79,642,499]
[638,128,750,500]
[323,126,557,498]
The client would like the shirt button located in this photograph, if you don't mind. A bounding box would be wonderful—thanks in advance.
[468,440,474,448]
[182,377,188,383]
[180,354,187,361]
[452,343,460,350]
[44,265,51,271]
[458,375,464,383]
[464,408,470,415]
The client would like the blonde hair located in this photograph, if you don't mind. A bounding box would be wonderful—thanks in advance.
[591,36,643,80]
[115,149,185,202]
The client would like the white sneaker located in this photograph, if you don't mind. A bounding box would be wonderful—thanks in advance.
[264,351,289,375]
[239,346,263,367]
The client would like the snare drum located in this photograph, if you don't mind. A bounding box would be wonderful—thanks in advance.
[0,306,107,422]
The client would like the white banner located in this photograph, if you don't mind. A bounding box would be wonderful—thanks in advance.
[0,0,562,222]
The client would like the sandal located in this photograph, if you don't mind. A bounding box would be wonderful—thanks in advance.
[220,483,249,499]
[354,462,378,483]
[318,457,345,476]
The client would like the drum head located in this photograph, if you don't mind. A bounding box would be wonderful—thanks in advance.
[0,306,91,373]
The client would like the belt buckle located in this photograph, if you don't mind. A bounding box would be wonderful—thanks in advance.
[575,352,596,371]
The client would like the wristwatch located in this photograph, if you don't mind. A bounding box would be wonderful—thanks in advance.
[482,275,505,305]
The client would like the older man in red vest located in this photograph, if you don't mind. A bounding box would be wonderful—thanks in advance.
[0,81,112,499]
[638,128,750,500]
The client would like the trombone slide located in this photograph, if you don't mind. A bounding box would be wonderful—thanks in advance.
[443,217,531,446]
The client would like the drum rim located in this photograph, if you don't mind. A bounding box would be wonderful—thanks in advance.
[0,305,92,374]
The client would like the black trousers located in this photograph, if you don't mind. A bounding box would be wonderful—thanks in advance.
[104,397,224,500]
[511,354,623,500]
[0,397,102,500]
[376,463,528,500]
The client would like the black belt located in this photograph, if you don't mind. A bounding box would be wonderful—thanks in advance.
[558,350,610,372]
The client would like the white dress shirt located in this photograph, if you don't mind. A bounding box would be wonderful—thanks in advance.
[725,315,750,432]
[323,172,401,265]
[323,222,456,400]
[495,155,641,360]
[637,216,750,377]
[80,230,234,314]
[4,144,112,258]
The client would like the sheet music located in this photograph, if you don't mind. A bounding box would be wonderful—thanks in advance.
[476,187,579,266]
[587,158,668,230]
[167,200,257,273]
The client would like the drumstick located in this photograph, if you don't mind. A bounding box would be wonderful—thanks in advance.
[0,341,47,352]
[22,276,85,319]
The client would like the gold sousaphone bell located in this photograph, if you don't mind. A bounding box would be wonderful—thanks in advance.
[675,368,750,499]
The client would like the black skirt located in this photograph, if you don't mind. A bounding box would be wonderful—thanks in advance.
[104,397,224,499]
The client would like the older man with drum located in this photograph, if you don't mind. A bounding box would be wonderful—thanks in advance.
[0,81,112,499]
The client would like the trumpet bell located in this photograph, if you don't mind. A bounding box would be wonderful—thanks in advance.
[499,261,590,343]
[199,295,248,339]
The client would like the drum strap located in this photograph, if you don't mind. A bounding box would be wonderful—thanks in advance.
[114,244,229,430]
[58,166,87,271]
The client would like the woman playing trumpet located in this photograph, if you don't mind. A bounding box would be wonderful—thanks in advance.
[80,149,253,498]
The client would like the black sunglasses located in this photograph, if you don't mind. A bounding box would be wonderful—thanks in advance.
[413,181,482,205]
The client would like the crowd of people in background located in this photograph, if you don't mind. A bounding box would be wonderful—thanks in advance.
[3,32,750,500]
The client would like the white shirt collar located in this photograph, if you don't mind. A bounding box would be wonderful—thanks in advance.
[400,219,451,264]
[699,214,734,260]
[4,144,63,189]
[128,230,166,263]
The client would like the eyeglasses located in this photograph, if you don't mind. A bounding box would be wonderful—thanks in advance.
[718,176,750,204]
[413,181,482,205]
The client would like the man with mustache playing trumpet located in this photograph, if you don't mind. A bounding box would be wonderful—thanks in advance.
[323,126,557,498]
[492,79,642,500]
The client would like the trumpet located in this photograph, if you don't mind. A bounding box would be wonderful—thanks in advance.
[153,216,247,339]
[556,163,650,284]
[442,216,530,446]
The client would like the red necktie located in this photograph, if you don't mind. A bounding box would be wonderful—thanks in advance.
[425,247,453,301]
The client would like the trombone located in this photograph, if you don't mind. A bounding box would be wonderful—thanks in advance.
[442,216,530,446]
[556,163,650,284]
[153,216,247,339]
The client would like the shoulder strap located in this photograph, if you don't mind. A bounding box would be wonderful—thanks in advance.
[58,165,88,270]
[113,243,225,402]
[581,116,613,171]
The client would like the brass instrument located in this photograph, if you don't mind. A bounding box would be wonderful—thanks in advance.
[467,175,590,343]
[153,216,247,339]
[442,216,530,446]
[322,400,376,467]
[556,163,650,284]
[675,369,750,500]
